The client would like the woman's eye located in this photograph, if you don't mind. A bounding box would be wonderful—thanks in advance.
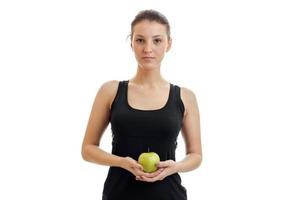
[154,39,162,44]
[136,39,144,43]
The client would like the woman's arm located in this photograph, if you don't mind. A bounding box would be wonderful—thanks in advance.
[174,87,202,172]
[81,80,123,167]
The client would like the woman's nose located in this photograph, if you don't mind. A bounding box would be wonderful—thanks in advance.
[143,42,153,53]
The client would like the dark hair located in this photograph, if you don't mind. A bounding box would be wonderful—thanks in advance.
[130,9,171,41]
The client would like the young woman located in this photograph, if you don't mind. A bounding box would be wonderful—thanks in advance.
[81,9,202,200]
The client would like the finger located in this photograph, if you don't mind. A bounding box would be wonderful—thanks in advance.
[136,170,150,177]
[137,164,144,171]
[143,168,164,178]
[145,169,169,182]
[133,162,143,170]
[141,168,166,177]
[156,161,169,168]
[140,174,163,183]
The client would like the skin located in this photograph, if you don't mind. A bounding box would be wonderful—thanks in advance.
[81,20,202,183]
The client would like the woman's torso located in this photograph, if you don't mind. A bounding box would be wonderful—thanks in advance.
[102,80,187,200]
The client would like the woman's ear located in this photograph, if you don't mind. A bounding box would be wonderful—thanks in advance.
[166,38,172,52]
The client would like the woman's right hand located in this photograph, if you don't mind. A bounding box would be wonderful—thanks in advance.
[120,156,163,180]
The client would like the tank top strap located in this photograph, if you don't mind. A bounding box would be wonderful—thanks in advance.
[110,80,127,113]
[172,85,185,117]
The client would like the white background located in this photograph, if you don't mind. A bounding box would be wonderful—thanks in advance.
[0,0,299,199]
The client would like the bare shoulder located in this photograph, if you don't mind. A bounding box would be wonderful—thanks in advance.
[99,80,119,93]
[97,80,120,109]
[180,86,199,117]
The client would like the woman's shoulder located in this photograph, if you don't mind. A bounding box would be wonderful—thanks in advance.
[180,86,197,100]
[98,80,121,109]
[174,83,197,101]
[99,80,120,91]
[176,85,199,116]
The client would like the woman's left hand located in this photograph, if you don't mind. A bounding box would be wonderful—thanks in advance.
[135,160,177,182]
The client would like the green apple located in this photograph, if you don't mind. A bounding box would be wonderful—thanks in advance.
[138,152,160,173]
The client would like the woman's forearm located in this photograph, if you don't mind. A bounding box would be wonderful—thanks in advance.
[175,153,202,173]
[82,144,124,167]
[82,145,202,173]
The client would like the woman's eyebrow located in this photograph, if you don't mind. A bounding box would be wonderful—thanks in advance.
[135,34,163,38]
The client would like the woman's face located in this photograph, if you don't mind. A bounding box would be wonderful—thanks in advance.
[131,20,172,70]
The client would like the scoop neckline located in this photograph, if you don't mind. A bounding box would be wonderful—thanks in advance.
[125,80,172,112]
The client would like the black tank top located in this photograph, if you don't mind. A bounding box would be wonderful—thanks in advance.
[102,80,187,200]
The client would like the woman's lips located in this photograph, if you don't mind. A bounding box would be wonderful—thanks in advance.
[142,57,155,61]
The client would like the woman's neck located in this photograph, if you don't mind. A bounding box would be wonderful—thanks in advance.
[130,66,169,87]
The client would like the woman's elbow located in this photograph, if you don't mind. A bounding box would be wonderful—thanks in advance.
[81,144,89,161]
